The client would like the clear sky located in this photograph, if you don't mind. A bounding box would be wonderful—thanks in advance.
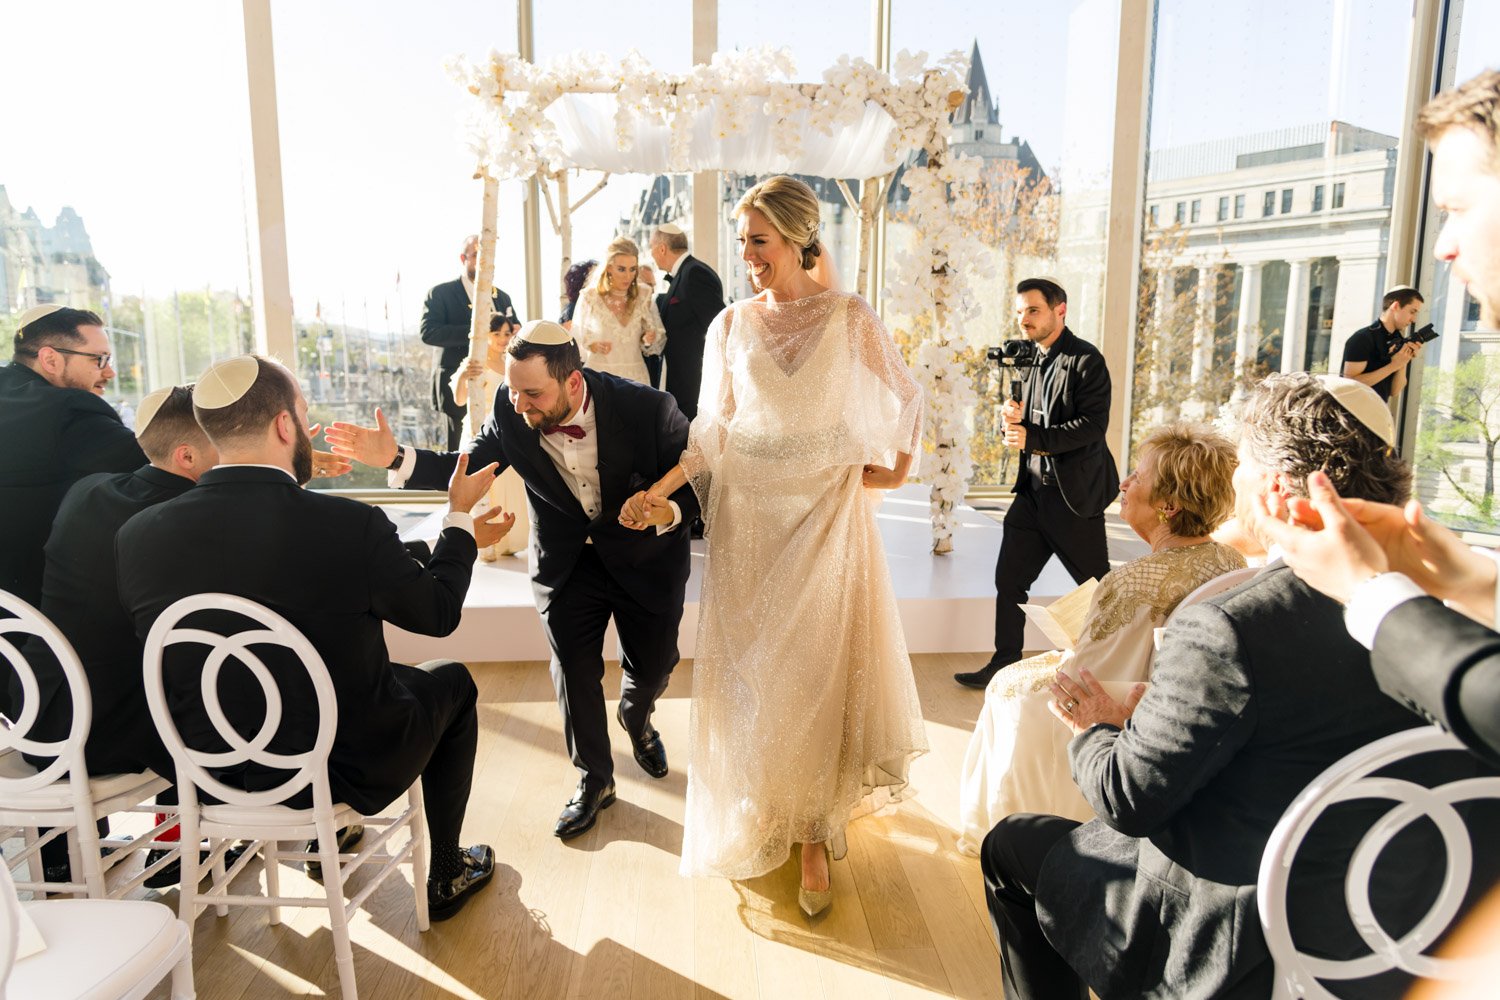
[2,0,1494,332]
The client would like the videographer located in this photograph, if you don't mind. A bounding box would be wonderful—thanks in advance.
[1340,285,1429,403]
[956,277,1119,689]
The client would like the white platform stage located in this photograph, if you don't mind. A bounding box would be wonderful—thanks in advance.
[384,483,1081,663]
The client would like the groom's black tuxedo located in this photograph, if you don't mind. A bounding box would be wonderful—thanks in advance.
[403,369,697,790]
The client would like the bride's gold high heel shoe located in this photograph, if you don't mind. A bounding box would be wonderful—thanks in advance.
[798,842,833,918]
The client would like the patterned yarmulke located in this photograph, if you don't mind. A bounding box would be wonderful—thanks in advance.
[195,356,261,409]
[512,319,574,347]
[1314,374,1395,447]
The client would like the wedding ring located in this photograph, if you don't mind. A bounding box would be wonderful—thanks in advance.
[1065,698,1077,712]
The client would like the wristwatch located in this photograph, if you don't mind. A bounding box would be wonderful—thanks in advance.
[385,447,405,471]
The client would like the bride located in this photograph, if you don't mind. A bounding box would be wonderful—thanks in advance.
[624,176,927,917]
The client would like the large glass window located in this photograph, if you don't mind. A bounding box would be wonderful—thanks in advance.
[1409,0,1500,535]
[0,2,252,424]
[889,0,1121,487]
[269,2,521,489]
[1132,0,1413,453]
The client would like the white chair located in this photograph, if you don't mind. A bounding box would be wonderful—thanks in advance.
[0,860,193,1000]
[1257,726,1500,998]
[0,589,176,899]
[1153,565,1260,652]
[143,593,429,1000]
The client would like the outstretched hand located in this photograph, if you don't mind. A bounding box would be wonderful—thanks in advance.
[325,407,400,469]
[447,453,500,515]
[1048,668,1145,735]
[473,506,516,549]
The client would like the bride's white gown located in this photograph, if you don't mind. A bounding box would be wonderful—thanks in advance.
[679,288,929,879]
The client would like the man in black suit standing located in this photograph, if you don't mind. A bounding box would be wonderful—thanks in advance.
[648,222,723,420]
[0,304,144,611]
[117,355,511,920]
[422,235,519,450]
[327,320,698,840]
[25,385,216,779]
[956,278,1118,688]
[980,374,1436,999]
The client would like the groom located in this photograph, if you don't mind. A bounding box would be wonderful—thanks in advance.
[328,320,696,839]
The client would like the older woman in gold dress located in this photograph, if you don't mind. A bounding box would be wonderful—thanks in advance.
[957,422,1247,852]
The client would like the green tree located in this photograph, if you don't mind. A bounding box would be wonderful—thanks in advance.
[1416,352,1500,526]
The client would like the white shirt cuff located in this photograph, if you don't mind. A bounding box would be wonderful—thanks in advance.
[441,511,475,538]
[1344,572,1427,649]
[1472,546,1500,628]
[654,499,683,535]
[385,446,415,488]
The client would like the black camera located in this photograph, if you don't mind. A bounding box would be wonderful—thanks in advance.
[986,339,1042,368]
[1404,323,1438,346]
[987,340,1042,404]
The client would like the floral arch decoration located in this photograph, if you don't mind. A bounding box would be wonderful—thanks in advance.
[446,47,990,552]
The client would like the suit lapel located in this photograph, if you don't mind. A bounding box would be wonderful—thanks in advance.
[587,371,632,520]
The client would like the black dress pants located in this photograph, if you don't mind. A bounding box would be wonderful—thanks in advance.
[396,659,479,853]
[539,545,681,790]
[993,483,1110,665]
[981,813,1087,1000]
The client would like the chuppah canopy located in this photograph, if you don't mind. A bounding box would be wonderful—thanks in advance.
[445,47,990,552]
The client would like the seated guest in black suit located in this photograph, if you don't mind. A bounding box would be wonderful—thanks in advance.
[980,373,1431,999]
[0,304,144,613]
[117,355,512,919]
[24,385,216,779]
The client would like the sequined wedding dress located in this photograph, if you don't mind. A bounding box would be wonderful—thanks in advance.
[679,289,929,879]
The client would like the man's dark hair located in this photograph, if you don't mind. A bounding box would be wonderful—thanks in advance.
[13,307,103,359]
[1382,287,1424,311]
[193,356,300,447]
[507,338,582,384]
[137,385,208,464]
[1240,372,1411,505]
[1016,278,1067,308]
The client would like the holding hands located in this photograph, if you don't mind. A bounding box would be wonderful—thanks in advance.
[586,340,614,356]
[1048,667,1146,735]
[326,408,401,470]
[619,491,674,530]
[304,422,353,479]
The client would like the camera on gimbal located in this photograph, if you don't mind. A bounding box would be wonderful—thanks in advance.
[987,339,1042,403]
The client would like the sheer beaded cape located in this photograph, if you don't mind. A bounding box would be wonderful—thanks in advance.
[572,280,665,385]
[678,288,929,880]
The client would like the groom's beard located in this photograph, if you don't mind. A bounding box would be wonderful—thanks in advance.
[529,392,575,431]
[292,428,314,485]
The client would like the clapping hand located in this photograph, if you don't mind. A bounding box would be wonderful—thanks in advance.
[446,453,500,515]
[326,408,400,469]
[619,491,673,530]
[304,423,352,479]
[474,506,516,549]
[586,340,614,356]
[1048,668,1145,735]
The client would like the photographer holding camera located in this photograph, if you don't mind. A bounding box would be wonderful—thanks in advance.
[1340,285,1432,403]
[956,278,1119,689]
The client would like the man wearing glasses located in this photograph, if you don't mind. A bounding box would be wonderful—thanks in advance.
[1,304,144,622]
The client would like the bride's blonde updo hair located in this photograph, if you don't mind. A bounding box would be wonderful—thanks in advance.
[592,235,642,302]
[733,175,823,270]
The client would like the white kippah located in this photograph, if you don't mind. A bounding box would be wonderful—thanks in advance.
[18,304,65,330]
[512,319,574,346]
[135,387,172,437]
[1314,374,1396,447]
[656,222,685,237]
[1384,284,1419,297]
[195,356,261,409]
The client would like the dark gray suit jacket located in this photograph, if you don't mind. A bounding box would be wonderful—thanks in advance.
[1372,595,1500,766]
[1037,564,1423,999]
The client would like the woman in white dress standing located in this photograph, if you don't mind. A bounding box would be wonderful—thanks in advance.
[572,236,665,385]
[623,176,928,917]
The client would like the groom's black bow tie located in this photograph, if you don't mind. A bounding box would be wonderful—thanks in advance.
[663,272,674,285]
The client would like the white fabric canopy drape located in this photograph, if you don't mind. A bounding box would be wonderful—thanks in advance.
[544,93,904,176]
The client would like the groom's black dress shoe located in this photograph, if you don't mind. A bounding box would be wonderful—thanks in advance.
[954,657,1009,689]
[554,781,616,839]
[427,844,495,921]
[617,704,668,778]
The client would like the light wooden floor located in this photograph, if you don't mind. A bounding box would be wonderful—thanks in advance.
[129,651,1000,1000]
